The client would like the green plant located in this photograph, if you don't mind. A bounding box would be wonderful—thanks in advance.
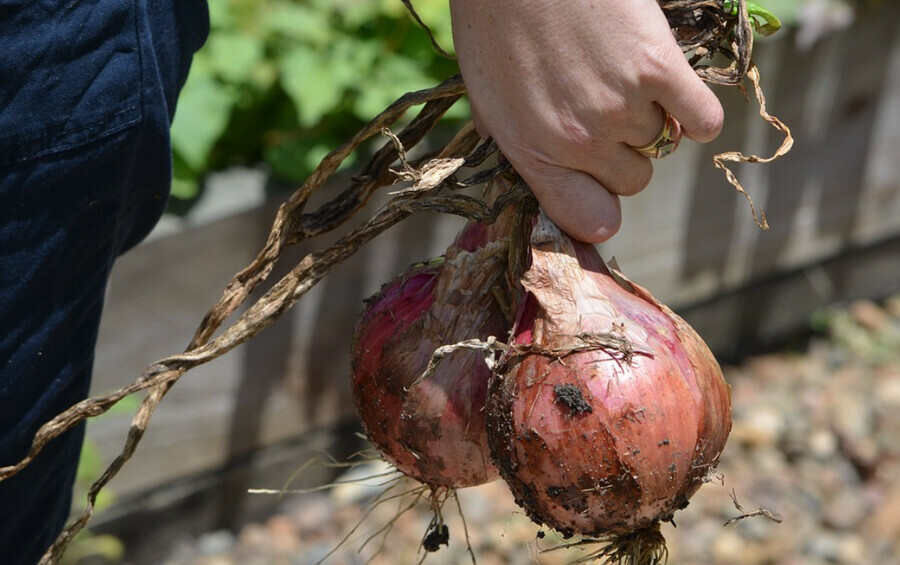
[170,0,464,204]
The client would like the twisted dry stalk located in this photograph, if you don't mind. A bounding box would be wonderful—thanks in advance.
[661,0,794,228]
[0,1,792,562]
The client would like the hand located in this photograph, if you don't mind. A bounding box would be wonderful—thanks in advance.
[450,0,724,243]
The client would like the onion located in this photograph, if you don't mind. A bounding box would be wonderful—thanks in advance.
[350,216,512,489]
[486,211,732,558]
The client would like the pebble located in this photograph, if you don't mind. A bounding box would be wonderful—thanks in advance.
[830,390,872,443]
[191,557,232,565]
[864,485,900,539]
[732,405,784,447]
[805,532,845,562]
[329,459,399,505]
[837,534,867,563]
[265,515,301,554]
[196,530,235,556]
[849,299,892,332]
[884,293,900,319]
[711,529,745,562]
[807,428,838,459]
[822,489,869,530]
[875,372,900,407]
[283,493,338,534]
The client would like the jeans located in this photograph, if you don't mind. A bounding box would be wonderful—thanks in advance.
[0,1,209,563]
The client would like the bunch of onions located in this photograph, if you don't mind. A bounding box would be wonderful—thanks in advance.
[485,211,732,562]
[350,207,515,491]
[351,172,733,563]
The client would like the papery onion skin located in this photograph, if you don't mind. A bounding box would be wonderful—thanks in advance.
[486,213,732,537]
[350,220,511,488]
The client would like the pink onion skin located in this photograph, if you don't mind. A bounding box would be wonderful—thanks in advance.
[486,213,732,537]
[351,221,510,488]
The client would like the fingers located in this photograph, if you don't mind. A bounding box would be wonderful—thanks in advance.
[626,3,725,143]
[665,81,724,143]
[469,103,490,141]
[620,102,668,151]
[574,143,653,199]
[651,46,725,143]
[515,162,623,244]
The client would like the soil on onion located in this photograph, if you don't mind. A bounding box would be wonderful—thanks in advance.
[553,383,593,418]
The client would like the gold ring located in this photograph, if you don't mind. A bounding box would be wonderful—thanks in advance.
[630,108,683,159]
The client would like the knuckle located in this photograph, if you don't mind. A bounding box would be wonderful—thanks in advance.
[555,112,599,150]
[637,43,681,90]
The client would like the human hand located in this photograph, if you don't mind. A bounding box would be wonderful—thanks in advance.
[450,0,724,243]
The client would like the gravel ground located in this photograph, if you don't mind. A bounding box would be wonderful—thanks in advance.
[161,295,900,565]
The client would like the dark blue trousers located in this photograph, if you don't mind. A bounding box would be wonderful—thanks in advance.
[0,2,208,563]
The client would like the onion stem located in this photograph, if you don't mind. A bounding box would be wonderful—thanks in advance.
[724,0,783,36]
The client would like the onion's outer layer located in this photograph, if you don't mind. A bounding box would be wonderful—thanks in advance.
[350,220,511,488]
[486,212,732,537]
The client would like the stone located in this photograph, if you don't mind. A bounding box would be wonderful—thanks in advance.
[823,489,870,530]
[711,529,748,564]
[266,514,300,554]
[864,486,900,539]
[329,459,398,505]
[883,293,900,319]
[849,299,892,332]
[731,406,784,448]
[805,531,844,561]
[875,372,900,407]
[807,428,838,459]
[196,530,236,556]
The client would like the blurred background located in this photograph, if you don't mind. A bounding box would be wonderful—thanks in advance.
[67,1,900,563]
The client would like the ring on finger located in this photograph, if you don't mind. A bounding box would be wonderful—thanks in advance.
[629,108,683,159]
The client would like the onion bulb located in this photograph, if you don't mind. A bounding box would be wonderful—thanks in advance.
[486,211,732,558]
[350,217,512,488]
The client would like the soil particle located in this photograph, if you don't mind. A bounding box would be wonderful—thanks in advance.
[545,485,588,514]
[552,383,592,418]
[422,524,449,552]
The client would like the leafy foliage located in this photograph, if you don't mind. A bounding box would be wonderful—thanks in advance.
[169,0,462,203]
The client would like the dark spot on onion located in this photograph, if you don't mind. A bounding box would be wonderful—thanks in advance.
[546,484,589,513]
[553,383,593,418]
